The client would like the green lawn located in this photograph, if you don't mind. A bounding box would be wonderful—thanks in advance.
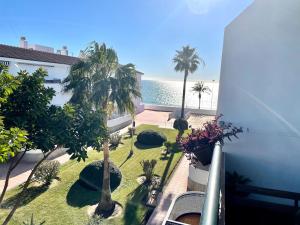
[0,125,183,225]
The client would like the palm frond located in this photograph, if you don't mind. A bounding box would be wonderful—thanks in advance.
[173,45,205,75]
[63,42,141,116]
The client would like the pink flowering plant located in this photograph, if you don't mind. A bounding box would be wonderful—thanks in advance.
[179,115,243,165]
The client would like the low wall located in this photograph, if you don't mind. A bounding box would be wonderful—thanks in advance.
[21,147,68,163]
[107,114,132,133]
[136,104,145,114]
[144,104,216,116]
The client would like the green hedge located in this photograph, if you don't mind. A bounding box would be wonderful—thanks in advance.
[137,130,167,146]
[79,160,122,191]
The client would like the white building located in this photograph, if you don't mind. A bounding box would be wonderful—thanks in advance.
[0,39,144,131]
[217,0,300,193]
[0,42,79,106]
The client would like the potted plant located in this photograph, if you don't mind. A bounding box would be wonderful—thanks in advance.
[180,115,243,166]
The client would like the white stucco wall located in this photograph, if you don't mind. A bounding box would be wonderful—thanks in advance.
[0,57,72,106]
[217,0,300,192]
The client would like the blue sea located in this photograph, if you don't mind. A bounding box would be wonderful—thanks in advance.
[141,80,219,110]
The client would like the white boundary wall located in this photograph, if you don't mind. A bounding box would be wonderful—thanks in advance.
[107,114,132,132]
[144,104,216,116]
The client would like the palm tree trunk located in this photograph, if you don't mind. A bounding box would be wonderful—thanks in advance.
[96,114,114,214]
[198,93,201,110]
[180,70,188,118]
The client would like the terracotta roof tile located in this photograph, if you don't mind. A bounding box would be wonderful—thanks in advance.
[0,44,80,65]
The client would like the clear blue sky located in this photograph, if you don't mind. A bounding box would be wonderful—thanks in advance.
[0,0,252,80]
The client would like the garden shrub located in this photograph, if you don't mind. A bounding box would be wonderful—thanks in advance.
[109,132,122,148]
[79,160,122,191]
[33,160,60,186]
[137,130,167,146]
[140,159,157,184]
[173,118,188,132]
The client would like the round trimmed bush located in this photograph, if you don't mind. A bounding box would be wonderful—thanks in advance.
[173,118,188,132]
[137,130,167,146]
[79,160,122,191]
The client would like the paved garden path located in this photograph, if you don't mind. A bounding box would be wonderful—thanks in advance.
[146,157,189,225]
[135,110,174,128]
[0,153,70,191]
[188,113,215,129]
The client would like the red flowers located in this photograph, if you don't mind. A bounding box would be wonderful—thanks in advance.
[179,115,243,165]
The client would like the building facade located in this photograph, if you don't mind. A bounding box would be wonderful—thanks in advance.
[0,43,79,106]
[217,0,300,193]
[0,40,144,130]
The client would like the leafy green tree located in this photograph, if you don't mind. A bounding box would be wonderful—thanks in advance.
[65,104,107,162]
[1,69,106,225]
[1,69,56,149]
[173,46,205,118]
[0,65,19,104]
[0,65,28,204]
[192,81,211,109]
[64,42,141,214]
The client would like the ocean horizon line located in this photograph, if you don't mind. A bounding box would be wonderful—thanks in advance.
[142,77,219,83]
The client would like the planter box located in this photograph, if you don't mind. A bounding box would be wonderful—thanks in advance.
[187,164,209,192]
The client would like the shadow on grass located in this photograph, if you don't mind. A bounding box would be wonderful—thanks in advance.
[158,142,181,190]
[169,142,181,154]
[109,142,124,151]
[160,155,170,160]
[160,142,181,160]
[134,141,162,150]
[66,180,100,207]
[123,184,149,225]
[159,153,174,190]
[0,185,48,209]
[119,150,134,168]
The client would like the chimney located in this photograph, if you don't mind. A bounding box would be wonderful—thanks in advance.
[20,36,28,49]
[61,46,68,56]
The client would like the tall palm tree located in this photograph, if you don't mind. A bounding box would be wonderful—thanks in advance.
[173,46,205,118]
[192,81,211,109]
[64,42,141,214]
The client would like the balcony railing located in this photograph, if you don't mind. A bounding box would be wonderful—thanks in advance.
[200,142,223,225]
